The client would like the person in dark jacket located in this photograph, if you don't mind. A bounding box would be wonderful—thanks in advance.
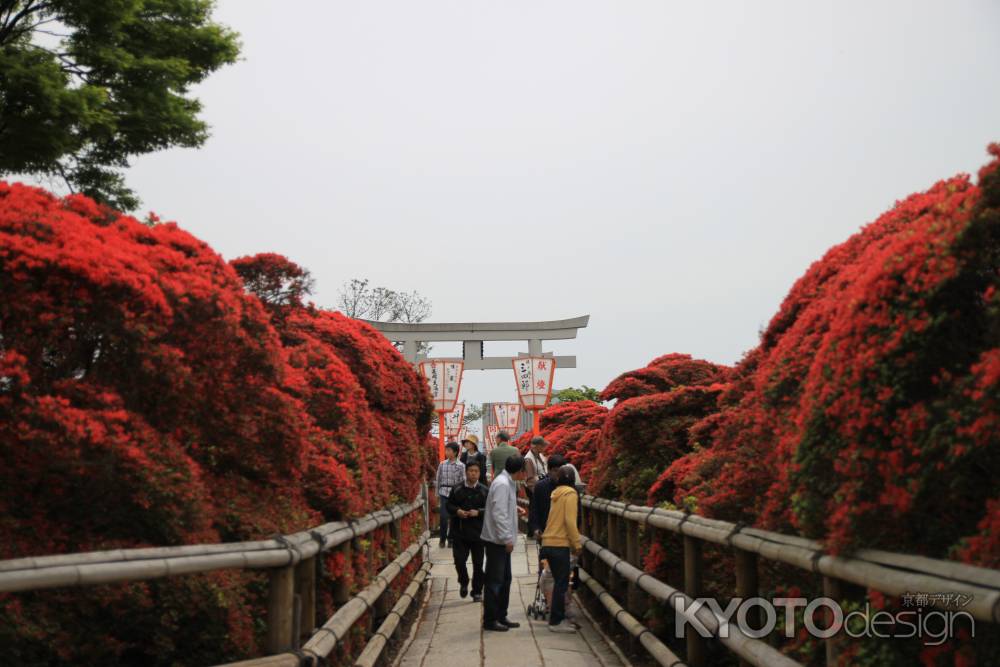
[460,435,488,484]
[528,454,566,540]
[446,459,489,600]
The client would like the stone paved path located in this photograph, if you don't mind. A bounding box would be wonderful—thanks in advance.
[395,538,626,667]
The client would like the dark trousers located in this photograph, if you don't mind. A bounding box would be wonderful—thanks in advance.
[483,541,512,625]
[438,497,450,542]
[540,546,571,625]
[452,537,485,595]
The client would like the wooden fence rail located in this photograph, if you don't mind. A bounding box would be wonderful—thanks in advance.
[578,568,687,667]
[223,531,430,666]
[0,484,436,665]
[576,494,1000,667]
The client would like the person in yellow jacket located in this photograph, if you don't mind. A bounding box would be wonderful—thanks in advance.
[540,466,582,633]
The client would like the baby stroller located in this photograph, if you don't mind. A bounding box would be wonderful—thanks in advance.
[527,555,578,621]
[527,561,553,620]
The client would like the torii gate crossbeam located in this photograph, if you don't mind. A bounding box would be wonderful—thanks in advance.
[362,315,589,369]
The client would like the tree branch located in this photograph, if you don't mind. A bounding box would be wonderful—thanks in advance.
[54,161,76,194]
[0,1,51,45]
[24,42,90,79]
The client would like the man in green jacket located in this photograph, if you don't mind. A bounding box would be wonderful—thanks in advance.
[488,431,519,483]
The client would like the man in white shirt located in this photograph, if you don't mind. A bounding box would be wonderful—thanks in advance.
[480,454,528,631]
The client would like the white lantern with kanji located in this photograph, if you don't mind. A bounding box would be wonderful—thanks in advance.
[492,402,521,433]
[512,357,556,409]
[443,402,466,438]
[486,424,499,450]
[419,360,463,412]
[419,359,464,458]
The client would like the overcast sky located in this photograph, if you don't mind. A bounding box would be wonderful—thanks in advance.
[106,1,1000,422]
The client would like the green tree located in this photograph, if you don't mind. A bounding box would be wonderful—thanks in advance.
[462,403,484,426]
[553,385,602,403]
[0,0,240,210]
[431,403,483,430]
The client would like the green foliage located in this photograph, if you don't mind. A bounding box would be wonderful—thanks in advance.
[463,403,484,425]
[553,385,601,403]
[0,0,240,209]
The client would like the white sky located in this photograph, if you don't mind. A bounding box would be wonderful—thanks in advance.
[82,1,1000,421]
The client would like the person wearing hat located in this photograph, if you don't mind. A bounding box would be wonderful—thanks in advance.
[523,435,549,498]
[460,434,488,484]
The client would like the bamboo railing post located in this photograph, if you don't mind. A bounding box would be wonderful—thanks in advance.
[421,482,430,534]
[374,524,393,622]
[295,556,316,642]
[735,549,758,667]
[625,519,642,612]
[823,576,843,666]
[333,541,352,607]
[265,564,296,654]
[684,535,706,667]
[624,516,650,658]
[616,510,629,600]
[607,511,621,597]
[624,515,643,655]
[390,516,402,552]
[593,506,607,583]
[580,502,591,572]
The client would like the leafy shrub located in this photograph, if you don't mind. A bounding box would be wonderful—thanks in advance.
[0,183,435,665]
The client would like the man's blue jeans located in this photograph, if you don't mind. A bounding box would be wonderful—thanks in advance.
[539,546,571,625]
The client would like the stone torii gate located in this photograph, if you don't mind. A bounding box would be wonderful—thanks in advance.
[362,314,589,369]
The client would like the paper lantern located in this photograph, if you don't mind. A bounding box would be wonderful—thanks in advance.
[443,403,466,438]
[420,359,464,458]
[419,360,464,412]
[512,357,556,410]
[492,402,521,433]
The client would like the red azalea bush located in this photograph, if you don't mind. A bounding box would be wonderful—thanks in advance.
[589,354,730,504]
[662,146,1000,565]
[534,400,608,480]
[0,183,434,665]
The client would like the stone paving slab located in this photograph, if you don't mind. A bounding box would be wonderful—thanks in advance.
[394,539,625,667]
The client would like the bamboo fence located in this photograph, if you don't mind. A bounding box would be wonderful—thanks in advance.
[577,494,1000,667]
[1,485,435,665]
[221,531,431,667]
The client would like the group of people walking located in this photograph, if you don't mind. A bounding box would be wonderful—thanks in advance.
[434,432,583,634]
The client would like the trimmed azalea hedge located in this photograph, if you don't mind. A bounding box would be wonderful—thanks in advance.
[528,146,1000,666]
[0,183,435,665]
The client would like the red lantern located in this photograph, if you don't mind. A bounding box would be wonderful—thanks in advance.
[512,356,556,435]
[419,360,464,458]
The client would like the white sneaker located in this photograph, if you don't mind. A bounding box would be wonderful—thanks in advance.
[548,621,577,634]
